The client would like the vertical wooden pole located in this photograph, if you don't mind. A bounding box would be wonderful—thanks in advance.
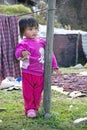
[76,33,80,65]
[43,0,56,117]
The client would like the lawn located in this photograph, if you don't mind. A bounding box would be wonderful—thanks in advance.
[0,67,87,130]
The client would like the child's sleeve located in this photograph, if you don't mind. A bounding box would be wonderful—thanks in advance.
[52,52,58,69]
[42,38,58,69]
[15,43,25,60]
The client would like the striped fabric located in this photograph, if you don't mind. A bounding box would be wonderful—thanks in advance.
[0,15,21,84]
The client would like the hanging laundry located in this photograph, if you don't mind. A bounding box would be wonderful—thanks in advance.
[0,15,21,84]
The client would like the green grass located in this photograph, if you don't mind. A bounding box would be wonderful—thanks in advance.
[60,67,87,74]
[0,68,87,130]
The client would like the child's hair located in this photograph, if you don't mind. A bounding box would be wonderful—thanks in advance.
[19,16,39,38]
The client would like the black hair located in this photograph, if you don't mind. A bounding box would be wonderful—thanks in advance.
[19,16,39,38]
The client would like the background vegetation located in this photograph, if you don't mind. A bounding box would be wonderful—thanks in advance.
[0,4,31,15]
[56,0,87,30]
[0,4,61,26]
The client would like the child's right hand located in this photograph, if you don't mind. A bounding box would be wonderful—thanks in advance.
[21,50,30,60]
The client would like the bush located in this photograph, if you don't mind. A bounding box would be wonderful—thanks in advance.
[0,4,31,15]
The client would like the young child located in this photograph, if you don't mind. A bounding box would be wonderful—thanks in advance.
[15,16,58,118]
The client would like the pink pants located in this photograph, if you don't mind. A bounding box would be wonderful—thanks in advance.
[22,72,44,115]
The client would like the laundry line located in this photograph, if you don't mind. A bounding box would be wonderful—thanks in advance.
[0,6,56,85]
[17,7,56,17]
[0,7,56,17]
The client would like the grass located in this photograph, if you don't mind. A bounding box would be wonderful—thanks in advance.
[0,68,87,130]
[60,67,87,74]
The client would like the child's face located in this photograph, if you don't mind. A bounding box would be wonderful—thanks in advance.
[24,26,38,39]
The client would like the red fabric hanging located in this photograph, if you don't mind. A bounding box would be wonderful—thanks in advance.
[0,15,21,84]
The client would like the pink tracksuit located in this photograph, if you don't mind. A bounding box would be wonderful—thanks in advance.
[15,37,58,114]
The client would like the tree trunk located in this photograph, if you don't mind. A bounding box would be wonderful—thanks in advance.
[43,0,56,116]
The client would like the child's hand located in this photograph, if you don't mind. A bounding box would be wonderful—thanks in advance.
[21,50,30,60]
[52,68,61,75]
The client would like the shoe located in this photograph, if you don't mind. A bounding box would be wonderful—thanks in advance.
[27,109,36,118]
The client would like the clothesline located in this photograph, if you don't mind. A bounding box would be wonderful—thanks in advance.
[0,7,56,84]
[0,8,56,17]
[16,8,56,17]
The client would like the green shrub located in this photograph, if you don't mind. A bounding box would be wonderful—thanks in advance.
[0,4,31,15]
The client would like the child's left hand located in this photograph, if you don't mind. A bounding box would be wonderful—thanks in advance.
[52,68,61,75]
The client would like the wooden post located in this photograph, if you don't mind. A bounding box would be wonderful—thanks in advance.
[43,0,56,117]
[76,33,80,65]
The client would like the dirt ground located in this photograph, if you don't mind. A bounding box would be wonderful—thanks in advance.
[51,73,87,96]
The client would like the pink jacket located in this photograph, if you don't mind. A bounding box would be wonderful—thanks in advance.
[15,37,58,76]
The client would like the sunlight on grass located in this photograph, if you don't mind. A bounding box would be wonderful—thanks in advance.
[60,67,87,74]
[0,68,87,130]
[0,88,87,130]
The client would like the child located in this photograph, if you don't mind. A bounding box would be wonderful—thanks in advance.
[15,16,58,118]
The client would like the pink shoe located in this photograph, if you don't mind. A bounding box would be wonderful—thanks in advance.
[27,109,36,118]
